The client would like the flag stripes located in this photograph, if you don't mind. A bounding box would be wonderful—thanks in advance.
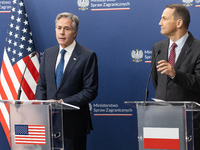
[15,125,46,145]
[143,127,179,149]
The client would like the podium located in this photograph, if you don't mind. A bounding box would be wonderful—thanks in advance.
[0,100,79,150]
[125,101,200,150]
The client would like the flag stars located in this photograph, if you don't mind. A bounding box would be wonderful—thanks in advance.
[13,41,17,47]
[7,47,11,52]
[18,52,23,57]
[16,17,21,23]
[13,0,17,4]
[12,50,16,55]
[21,36,26,41]
[15,25,20,31]
[19,1,24,7]
[27,46,32,52]
[8,39,12,44]
[24,20,28,25]
[22,28,27,33]
[4,0,37,66]
[11,57,15,62]
[10,23,14,28]
[14,33,18,39]
[18,9,23,15]
[9,31,13,36]
[28,39,33,44]
[19,44,24,49]
[12,7,16,12]
[11,15,15,20]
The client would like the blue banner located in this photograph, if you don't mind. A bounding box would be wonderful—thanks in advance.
[0,0,200,149]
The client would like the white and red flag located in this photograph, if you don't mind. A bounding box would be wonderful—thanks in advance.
[143,127,179,149]
[0,0,39,146]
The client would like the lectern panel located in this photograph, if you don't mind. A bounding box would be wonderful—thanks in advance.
[137,105,186,150]
[10,104,51,150]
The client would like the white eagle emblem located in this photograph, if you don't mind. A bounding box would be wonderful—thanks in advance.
[77,0,89,11]
[195,0,200,3]
[131,49,143,62]
[183,0,193,7]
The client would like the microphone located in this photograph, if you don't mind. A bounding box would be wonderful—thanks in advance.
[17,51,36,100]
[145,50,161,102]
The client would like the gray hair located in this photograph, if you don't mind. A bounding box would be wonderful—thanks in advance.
[55,12,79,32]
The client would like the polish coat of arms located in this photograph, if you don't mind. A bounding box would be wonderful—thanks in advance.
[77,0,89,11]
[183,0,193,7]
[131,49,143,62]
[196,0,200,3]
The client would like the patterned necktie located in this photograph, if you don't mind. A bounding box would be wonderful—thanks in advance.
[168,43,177,67]
[56,49,66,88]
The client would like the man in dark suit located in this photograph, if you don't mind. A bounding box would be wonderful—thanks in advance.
[151,4,200,150]
[35,12,98,150]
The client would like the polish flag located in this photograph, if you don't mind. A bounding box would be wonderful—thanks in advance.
[143,127,179,149]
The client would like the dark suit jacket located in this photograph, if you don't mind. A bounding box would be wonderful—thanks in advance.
[152,32,200,102]
[35,42,98,138]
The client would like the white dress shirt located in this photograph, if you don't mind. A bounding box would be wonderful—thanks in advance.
[55,40,76,72]
[168,32,189,63]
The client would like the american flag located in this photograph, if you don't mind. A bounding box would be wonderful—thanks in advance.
[0,0,39,146]
[15,124,46,145]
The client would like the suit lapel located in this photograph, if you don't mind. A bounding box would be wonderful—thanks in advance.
[160,40,169,61]
[167,32,193,87]
[49,46,59,88]
[159,39,171,84]
[174,32,193,69]
[174,44,190,69]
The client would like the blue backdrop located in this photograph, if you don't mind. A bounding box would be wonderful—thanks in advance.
[0,0,200,149]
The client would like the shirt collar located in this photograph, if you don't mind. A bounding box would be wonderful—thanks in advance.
[169,32,189,49]
[59,40,76,54]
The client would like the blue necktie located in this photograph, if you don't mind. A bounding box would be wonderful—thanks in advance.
[56,49,66,88]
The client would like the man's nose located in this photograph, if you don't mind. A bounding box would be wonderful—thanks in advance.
[60,28,65,34]
[159,19,162,26]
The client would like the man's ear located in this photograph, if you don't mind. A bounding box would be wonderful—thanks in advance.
[73,30,78,39]
[176,19,184,28]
